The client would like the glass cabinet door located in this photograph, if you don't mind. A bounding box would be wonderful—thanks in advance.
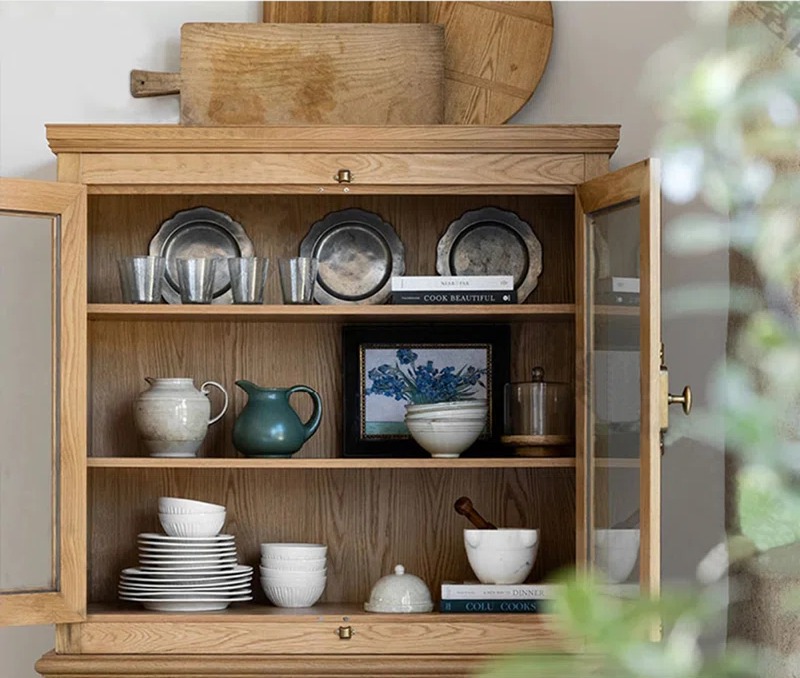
[575,160,661,600]
[0,178,86,626]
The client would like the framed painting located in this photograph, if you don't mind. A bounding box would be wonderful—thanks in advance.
[342,324,510,458]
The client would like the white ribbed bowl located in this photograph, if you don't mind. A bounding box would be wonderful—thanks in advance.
[158,511,226,538]
[260,566,327,581]
[260,543,327,560]
[405,400,487,415]
[158,497,226,514]
[260,557,327,572]
[406,420,484,458]
[404,412,487,423]
[261,579,326,608]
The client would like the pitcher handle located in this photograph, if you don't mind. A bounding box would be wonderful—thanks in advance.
[201,381,229,425]
[288,385,323,442]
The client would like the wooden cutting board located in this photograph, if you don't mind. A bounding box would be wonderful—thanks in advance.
[262,1,554,124]
[131,23,444,125]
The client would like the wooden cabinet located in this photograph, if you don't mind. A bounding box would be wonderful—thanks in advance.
[0,125,672,677]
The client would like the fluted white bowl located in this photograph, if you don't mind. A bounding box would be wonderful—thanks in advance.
[260,557,327,572]
[261,579,326,608]
[158,511,226,538]
[158,497,226,514]
[260,543,327,560]
[260,566,327,580]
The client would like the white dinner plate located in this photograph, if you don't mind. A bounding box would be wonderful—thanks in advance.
[119,592,252,601]
[119,577,253,589]
[122,565,251,580]
[119,579,252,592]
[143,600,248,612]
[138,533,235,543]
[137,562,238,573]
[119,584,251,596]
[137,551,235,560]
[138,545,237,555]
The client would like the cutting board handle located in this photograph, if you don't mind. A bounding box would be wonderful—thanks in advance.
[130,70,181,98]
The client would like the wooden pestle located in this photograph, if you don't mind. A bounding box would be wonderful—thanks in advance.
[454,496,497,530]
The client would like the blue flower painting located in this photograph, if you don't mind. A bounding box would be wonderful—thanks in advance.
[363,346,488,436]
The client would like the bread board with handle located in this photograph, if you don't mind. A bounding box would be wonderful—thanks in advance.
[261,1,554,124]
[131,22,444,125]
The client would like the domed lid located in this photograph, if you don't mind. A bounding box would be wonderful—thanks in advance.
[364,564,433,613]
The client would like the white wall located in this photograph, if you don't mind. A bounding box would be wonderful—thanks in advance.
[0,2,727,676]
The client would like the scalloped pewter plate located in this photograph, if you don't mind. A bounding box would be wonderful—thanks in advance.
[149,207,255,304]
[436,207,542,303]
[299,208,405,305]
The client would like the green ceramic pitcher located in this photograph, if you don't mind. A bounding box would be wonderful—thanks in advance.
[233,381,323,458]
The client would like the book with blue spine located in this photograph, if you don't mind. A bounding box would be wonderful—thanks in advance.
[440,599,544,613]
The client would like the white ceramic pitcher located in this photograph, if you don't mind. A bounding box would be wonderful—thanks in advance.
[134,377,228,457]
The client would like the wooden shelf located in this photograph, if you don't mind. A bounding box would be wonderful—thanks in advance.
[594,305,639,317]
[86,601,558,624]
[596,458,639,469]
[87,303,576,323]
[87,456,577,469]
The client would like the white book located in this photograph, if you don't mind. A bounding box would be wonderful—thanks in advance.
[597,276,640,294]
[440,582,563,600]
[440,581,640,600]
[391,275,514,292]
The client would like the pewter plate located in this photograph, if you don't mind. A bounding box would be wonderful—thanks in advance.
[436,207,542,303]
[299,208,405,305]
[149,207,254,304]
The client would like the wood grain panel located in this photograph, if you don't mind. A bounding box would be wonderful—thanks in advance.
[87,457,576,469]
[36,651,496,676]
[77,153,586,188]
[261,2,554,125]
[89,321,339,459]
[87,304,575,322]
[89,319,573,459]
[47,124,621,155]
[75,618,565,654]
[88,194,574,304]
[177,23,444,125]
[87,468,575,605]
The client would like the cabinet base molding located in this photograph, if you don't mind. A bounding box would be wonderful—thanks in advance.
[35,652,491,678]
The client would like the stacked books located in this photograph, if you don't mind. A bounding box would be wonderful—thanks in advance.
[596,276,640,306]
[439,581,561,614]
[391,275,517,305]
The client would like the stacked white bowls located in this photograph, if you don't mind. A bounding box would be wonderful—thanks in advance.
[405,400,489,458]
[158,497,226,537]
[260,543,327,608]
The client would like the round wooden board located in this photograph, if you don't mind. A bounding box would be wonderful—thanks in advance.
[262,1,554,124]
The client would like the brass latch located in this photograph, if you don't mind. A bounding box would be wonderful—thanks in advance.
[660,344,692,431]
[335,169,353,184]
[336,625,353,640]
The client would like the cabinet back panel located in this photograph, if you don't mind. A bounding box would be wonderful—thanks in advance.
[87,468,575,604]
[89,320,574,458]
[88,195,574,304]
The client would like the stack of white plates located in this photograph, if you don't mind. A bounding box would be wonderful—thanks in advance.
[118,533,253,611]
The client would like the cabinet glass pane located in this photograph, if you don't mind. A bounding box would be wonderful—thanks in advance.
[588,201,641,589]
[0,212,57,592]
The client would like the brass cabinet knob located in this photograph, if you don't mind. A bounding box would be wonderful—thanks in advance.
[668,385,692,415]
[336,625,353,640]
[334,169,353,184]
